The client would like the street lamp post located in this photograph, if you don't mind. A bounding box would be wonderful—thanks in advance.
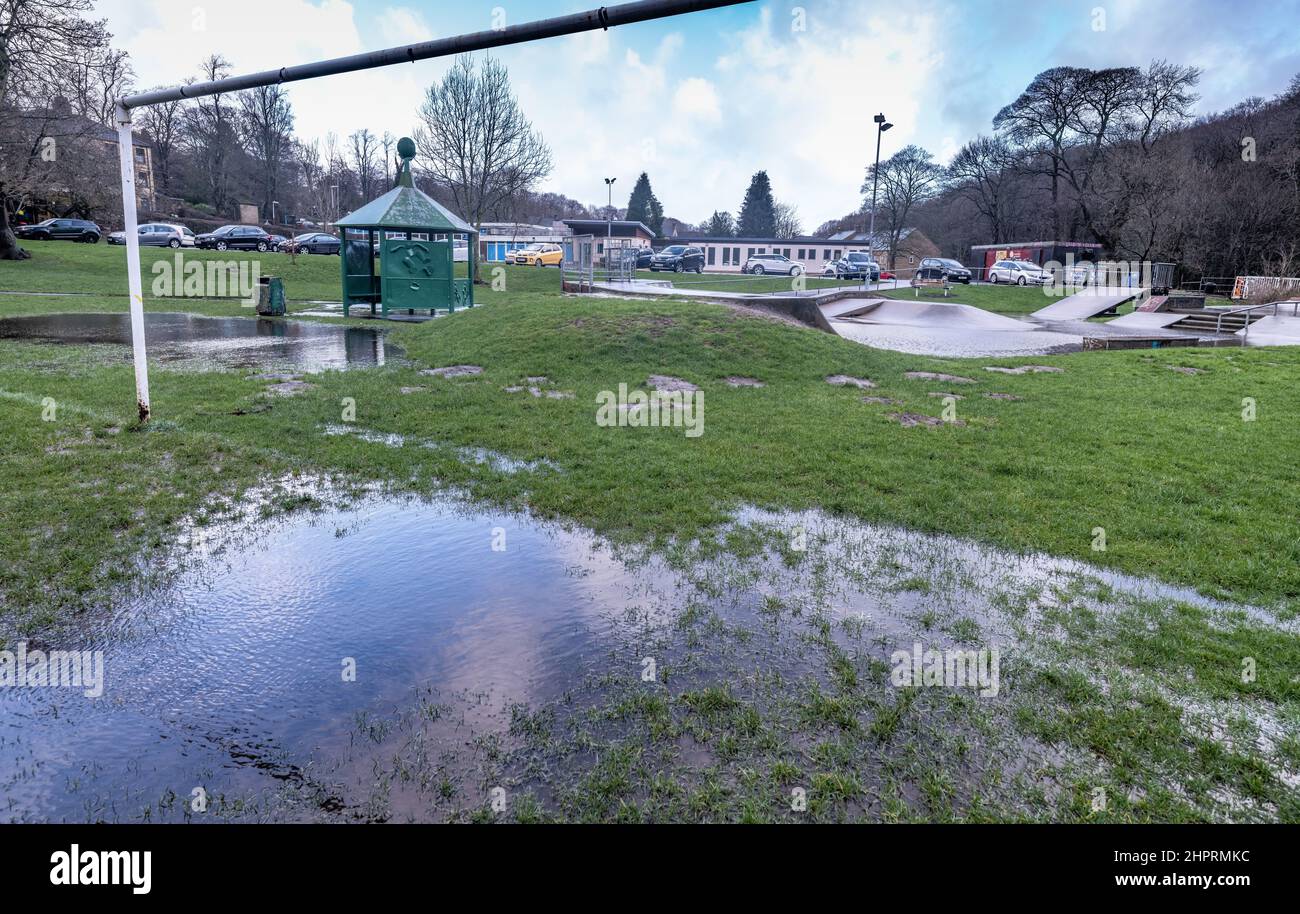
[604,177,616,245]
[868,113,893,280]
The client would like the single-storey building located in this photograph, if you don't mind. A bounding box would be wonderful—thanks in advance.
[478,221,567,262]
[661,227,940,274]
[969,241,1104,275]
[562,219,656,255]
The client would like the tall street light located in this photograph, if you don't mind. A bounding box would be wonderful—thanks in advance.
[604,177,617,244]
[867,113,893,269]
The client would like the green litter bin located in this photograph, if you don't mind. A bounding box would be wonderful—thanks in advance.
[256,276,286,316]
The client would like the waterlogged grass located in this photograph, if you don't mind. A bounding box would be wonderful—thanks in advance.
[878,282,1053,315]
[1,263,1297,627]
[1,257,1298,821]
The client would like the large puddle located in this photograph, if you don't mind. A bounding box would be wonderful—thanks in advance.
[2,484,1270,823]
[0,312,398,372]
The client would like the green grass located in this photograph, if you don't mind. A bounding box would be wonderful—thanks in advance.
[878,282,1050,315]
[3,245,1298,822]
[2,253,1298,631]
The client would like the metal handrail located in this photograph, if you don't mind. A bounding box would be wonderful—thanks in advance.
[1215,302,1278,341]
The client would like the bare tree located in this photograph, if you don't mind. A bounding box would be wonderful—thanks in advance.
[946,135,1017,243]
[137,92,185,196]
[349,128,380,201]
[863,145,944,268]
[772,201,803,239]
[0,0,114,259]
[182,55,238,217]
[240,84,294,223]
[415,54,552,276]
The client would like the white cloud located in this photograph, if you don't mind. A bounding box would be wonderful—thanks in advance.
[672,78,721,122]
[376,6,435,46]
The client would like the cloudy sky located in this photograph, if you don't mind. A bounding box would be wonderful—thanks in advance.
[93,0,1300,228]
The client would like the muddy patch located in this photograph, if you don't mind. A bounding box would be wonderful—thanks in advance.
[888,411,966,428]
[905,371,977,384]
[646,375,700,393]
[724,376,765,388]
[984,365,1064,375]
[826,374,876,389]
[421,365,483,379]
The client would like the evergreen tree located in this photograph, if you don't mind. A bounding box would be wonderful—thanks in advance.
[737,171,776,237]
[625,172,664,236]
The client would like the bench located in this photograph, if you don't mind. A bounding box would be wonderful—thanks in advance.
[911,275,952,298]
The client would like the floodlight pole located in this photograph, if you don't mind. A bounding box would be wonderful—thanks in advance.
[115,103,151,423]
[113,0,754,420]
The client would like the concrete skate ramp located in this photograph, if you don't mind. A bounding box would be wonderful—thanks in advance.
[1105,311,1187,330]
[837,298,1028,330]
[1241,314,1300,346]
[1031,289,1145,321]
[821,297,888,321]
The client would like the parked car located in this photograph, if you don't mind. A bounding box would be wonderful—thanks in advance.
[194,225,276,252]
[880,270,895,281]
[635,247,656,269]
[650,245,705,273]
[917,257,973,283]
[823,251,880,281]
[513,242,564,267]
[15,218,101,243]
[988,259,1051,285]
[267,234,289,248]
[742,252,804,276]
[1063,262,1094,286]
[107,223,194,248]
[280,232,341,255]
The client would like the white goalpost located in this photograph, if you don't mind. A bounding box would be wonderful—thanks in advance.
[112,0,749,421]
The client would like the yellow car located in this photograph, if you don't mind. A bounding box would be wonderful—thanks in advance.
[512,242,564,267]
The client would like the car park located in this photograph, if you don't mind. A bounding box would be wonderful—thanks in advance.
[513,242,564,267]
[280,232,341,255]
[917,257,973,283]
[741,252,804,276]
[194,225,276,252]
[823,251,880,282]
[650,245,705,273]
[636,247,656,269]
[988,259,1052,285]
[15,218,101,243]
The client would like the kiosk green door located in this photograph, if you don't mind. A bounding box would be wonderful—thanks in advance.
[381,238,450,316]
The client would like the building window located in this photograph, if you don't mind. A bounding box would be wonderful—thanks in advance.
[834,250,842,260]
[722,247,730,265]
[597,243,604,254]
[707,247,715,265]
[747,248,754,259]
[732,247,740,263]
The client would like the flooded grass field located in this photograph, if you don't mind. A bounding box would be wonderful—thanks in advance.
[3,482,1294,823]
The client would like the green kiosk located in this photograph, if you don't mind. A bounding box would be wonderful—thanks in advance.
[336,137,477,319]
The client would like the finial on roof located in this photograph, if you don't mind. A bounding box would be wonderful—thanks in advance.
[396,136,416,188]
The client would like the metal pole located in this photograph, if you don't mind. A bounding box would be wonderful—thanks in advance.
[115,104,151,423]
[118,0,753,110]
[868,124,882,257]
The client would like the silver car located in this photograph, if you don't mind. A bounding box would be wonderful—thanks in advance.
[742,252,804,276]
[107,223,194,248]
[988,259,1051,286]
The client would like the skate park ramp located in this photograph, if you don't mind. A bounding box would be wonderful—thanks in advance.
[820,298,889,321]
[829,298,1028,330]
[1031,288,1146,321]
[1104,311,1188,330]
[1241,314,1300,346]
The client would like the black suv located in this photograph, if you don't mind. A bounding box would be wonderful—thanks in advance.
[650,245,705,274]
[195,225,276,252]
[15,218,102,243]
[826,251,880,282]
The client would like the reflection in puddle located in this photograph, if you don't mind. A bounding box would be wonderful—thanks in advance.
[0,492,1273,822]
[0,312,399,372]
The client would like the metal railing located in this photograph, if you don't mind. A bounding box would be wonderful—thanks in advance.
[1213,300,1299,341]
